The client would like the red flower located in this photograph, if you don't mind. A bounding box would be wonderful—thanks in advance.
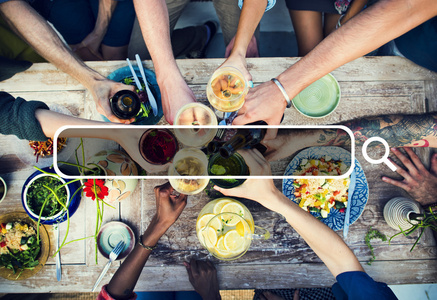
[83,179,108,201]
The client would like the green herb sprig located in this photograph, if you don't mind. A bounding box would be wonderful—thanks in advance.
[365,227,386,265]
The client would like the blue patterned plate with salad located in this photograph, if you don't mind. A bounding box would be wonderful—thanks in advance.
[104,66,163,125]
[282,146,369,231]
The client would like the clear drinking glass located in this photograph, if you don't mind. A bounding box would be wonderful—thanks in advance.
[168,148,209,195]
[174,102,218,148]
[206,67,249,118]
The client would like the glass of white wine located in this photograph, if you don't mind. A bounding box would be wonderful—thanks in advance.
[174,102,218,148]
[206,66,249,119]
[168,148,209,195]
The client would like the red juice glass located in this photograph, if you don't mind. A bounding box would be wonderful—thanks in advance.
[139,129,179,165]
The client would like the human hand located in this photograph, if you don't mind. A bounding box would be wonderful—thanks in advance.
[213,149,282,212]
[158,74,195,124]
[219,53,252,85]
[153,182,187,228]
[233,80,287,133]
[89,78,136,124]
[184,259,221,300]
[262,129,319,161]
[114,128,174,173]
[78,31,104,58]
[262,131,296,161]
[225,35,259,58]
[382,148,437,206]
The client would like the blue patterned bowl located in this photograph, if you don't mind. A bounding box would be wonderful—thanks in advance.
[282,146,369,231]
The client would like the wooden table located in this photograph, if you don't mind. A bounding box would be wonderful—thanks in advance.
[0,57,436,293]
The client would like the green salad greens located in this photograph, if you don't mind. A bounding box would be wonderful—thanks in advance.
[0,223,40,276]
[123,77,151,119]
[26,176,67,217]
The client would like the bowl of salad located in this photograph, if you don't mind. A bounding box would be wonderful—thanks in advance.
[105,66,163,125]
[282,146,369,231]
[0,212,49,280]
[21,167,82,225]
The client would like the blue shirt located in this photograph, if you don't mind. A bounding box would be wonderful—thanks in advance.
[332,271,398,300]
[395,17,437,72]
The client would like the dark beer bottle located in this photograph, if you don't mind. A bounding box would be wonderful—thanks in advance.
[110,90,141,120]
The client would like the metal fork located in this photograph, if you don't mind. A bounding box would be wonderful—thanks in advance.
[91,240,125,292]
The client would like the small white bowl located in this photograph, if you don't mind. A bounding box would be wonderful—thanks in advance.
[23,173,71,223]
[0,177,7,204]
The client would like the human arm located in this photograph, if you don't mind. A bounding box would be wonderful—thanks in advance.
[105,182,187,299]
[0,0,135,123]
[184,259,221,300]
[263,113,437,161]
[73,0,118,56]
[214,149,364,277]
[221,0,267,81]
[133,0,195,124]
[233,0,437,125]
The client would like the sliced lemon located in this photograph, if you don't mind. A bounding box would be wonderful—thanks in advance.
[196,213,215,231]
[197,228,206,248]
[220,201,245,217]
[220,202,246,226]
[224,229,246,253]
[216,236,227,253]
[213,199,233,214]
[236,221,245,236]
[199,227,218,249]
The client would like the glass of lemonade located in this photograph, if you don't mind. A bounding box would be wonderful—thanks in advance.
[196,198,269,261]
[168,148,209,195]
[207,67,249,114]
[174,103,218,148]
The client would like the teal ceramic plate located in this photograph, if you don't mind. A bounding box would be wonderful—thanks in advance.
[292,73,341,118]
[97,221,135,260]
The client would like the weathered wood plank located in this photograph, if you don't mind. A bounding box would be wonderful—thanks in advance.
[425,80,437,112]
[0,260,435,293]
[7,91,86,118]
[1,58,436,94]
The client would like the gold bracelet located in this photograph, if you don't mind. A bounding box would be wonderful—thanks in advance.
[138,235,157,251]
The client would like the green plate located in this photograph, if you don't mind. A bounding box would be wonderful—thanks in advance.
[292,73,341,118]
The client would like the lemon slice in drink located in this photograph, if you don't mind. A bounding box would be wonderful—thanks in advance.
[197,213,222,232]
[236,221,246,236]
[213,199,233,214]
[199,227,218,249]
[224,229,246,253]
[215,236,228,256]
[220,202,245,217]
[220,202,245,226]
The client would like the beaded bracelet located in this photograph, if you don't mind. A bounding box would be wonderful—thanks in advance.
[138,235,157,251]
[271,78,292,108]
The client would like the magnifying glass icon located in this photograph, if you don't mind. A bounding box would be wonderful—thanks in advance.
[362,137,397,172]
